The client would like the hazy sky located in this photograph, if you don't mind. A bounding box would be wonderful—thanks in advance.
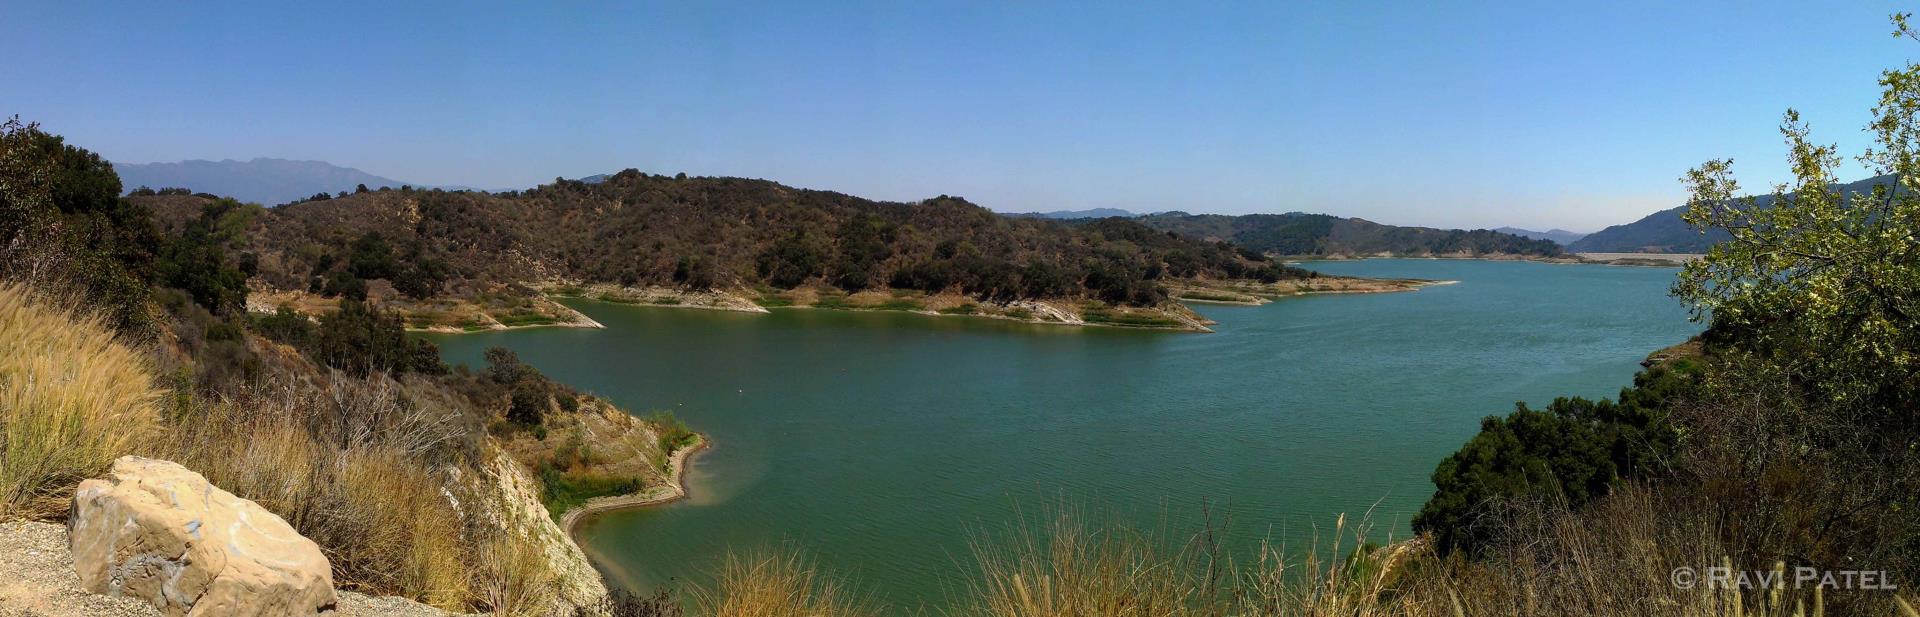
[4,1,1913,230]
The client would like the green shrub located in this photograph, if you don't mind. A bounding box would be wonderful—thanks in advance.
[1414,363,1696,554]
[537,466,643,517]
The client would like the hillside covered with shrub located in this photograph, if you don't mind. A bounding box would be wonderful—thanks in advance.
[0,117,696,614]
[140,171,1313,313]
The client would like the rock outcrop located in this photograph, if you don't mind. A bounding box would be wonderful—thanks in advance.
[68,457,337,616]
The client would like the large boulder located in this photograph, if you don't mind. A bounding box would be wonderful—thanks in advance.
[68,456,337,616]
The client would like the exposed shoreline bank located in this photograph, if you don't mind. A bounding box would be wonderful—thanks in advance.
[540,277,1440,334]
[560,434,710,537]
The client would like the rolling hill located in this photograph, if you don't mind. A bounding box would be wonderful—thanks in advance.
[138,170,1313,311]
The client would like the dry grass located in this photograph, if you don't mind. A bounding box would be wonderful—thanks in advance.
[695,548,877,617]
[0,283,159,519]
[151,376,477,610]
[476,529,562,616]
[955,508,1215,617]
[934,500,1920,617]
[950,508,1440,617]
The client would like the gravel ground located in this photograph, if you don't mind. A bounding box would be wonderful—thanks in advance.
[0,519,462,616]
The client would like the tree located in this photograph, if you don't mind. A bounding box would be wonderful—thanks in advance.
[1673,19,1920,406]
[347,232,398,280]
[310,300,444,376]
[153,199,252,314]
[756,232,827,288]
[0,117,161,334]
[507,379,548,427]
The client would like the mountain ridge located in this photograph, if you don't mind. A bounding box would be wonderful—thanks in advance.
[1493,226,1586,245]
[1132,211,1564,258]
[1568,175,1895,253]
[114,158,480,206]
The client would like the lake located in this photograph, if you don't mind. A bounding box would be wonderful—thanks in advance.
[429,259,1698,609]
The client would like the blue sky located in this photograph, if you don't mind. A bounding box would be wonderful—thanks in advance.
[3,1,1912,230]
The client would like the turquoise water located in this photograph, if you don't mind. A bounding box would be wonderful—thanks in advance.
[429,259,1697,609]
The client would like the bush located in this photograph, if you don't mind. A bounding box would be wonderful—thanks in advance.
[255,305,315,348]
[0,284,160,518]
[1414,363,1694,554]
[508,380,549,427]
[536,465,643,517]
[646,410,696,452]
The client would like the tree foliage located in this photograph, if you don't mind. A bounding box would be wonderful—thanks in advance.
[1415,362,1697,554]
[309,299,445,377]
[0,117,160,333]
[1674,20,1920,406]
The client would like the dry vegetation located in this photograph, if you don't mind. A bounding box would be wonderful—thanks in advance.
[0,284,160,519]
[0,281,623,613]
[149,377,476,608]
[693,550,877,617]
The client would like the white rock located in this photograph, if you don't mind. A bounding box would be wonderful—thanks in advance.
[69,456,337,616]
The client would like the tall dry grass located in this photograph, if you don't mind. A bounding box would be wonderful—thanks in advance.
[933,499,1920,617]
[694,548,877,617]
[0,283,159,519]
[950,507,1441,617]
[152,375,476,610]
[476,528,562,617]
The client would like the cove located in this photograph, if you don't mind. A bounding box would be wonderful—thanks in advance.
[427,259,1698,609]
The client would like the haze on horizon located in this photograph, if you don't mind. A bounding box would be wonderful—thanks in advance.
[3,1,1910,231]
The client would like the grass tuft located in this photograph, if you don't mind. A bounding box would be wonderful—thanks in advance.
[0,284,160,519]
[696,548,877,617]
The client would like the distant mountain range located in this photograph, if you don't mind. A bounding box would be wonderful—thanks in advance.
[1568,175,1894,253]
[1493,227,1586,245]
[113,158,480,206]
[1004,208,1136,220]
[1132,212,1563,257]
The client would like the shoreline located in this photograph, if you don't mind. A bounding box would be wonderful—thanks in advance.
[559,434,710,537]
[426,272,1456,336]
[551,278,1444,334]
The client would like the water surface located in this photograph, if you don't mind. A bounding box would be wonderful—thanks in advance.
[429,259,1696,608]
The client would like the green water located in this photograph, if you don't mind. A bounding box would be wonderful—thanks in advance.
[429,259,1697,609]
